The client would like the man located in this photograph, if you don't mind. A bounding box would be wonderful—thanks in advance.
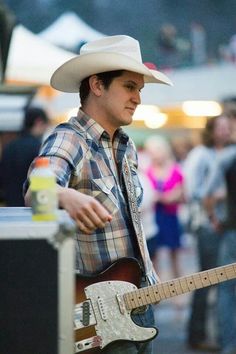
[203,107,236,354]
[184,114,231,352]
[0,106,49,206]
[24,35,172,353]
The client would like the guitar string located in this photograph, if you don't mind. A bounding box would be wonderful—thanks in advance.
[79,264,236,310]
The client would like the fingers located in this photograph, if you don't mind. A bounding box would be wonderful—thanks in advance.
[58,187,113,234]
[75,198,112,234]
[76,220,93,235]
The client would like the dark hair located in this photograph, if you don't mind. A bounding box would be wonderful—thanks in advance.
[23,107,49,132]
[202,115,225,147]
[79,70,124,105]
[222,96,236,105]
[222,97,236,118]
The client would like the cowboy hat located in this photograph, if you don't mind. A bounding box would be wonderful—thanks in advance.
[50,35,173,93]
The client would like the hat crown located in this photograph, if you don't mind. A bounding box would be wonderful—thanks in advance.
[80,35,142,63]
[51,35,173,92]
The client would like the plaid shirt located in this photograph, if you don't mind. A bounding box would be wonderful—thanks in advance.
[25,109,157,283]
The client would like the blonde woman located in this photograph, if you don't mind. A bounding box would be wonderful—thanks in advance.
[145,135,185,279]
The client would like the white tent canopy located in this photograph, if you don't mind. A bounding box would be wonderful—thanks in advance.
[39,11,106,51]
[141,63,236,107]
[5,24,75,85]
[7,24,236,107]
[2,25,77,130]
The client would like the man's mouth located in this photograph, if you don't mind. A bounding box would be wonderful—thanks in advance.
[126,107,135,114]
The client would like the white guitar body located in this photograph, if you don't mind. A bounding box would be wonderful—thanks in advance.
[74,280,157,352]
[74,257,236,353]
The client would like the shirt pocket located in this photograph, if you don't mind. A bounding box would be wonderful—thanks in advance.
[92,176,119,215]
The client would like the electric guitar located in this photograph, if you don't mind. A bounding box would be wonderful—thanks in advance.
[74,257,236,353]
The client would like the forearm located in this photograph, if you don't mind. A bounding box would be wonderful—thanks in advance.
[24,188,31,207]
[158,185,185,204]
[203,195,222,231]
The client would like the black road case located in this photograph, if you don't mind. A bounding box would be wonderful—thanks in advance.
[0,207,76,354]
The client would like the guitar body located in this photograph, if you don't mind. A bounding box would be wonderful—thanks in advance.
[74,258,158,353]
[74,257,236,353]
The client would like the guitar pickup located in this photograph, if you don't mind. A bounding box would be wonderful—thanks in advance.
[97,296,108,321]
[82,301,90,326]
[74,300,96,330]
[116,293,126,314]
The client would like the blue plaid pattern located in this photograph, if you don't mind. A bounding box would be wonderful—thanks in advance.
[25,110,147,276]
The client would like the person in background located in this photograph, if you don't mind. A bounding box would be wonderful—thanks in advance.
[190,22,207,66]
[184,114,231,351]
[171,135,192,167]
[145,135,185,280]
[24,35,173,354]
[203,108,236,354]
[0,107,50,206]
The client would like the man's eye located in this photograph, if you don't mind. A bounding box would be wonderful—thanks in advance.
[126,85,135,91]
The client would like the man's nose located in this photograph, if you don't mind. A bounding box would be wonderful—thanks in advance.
[132,90,141,105]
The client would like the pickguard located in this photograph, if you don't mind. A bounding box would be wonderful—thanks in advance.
[84,280,157,349]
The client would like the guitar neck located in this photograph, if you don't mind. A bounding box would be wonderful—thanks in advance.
[124,262,236,310]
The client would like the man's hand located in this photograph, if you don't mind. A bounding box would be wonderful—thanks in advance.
[203,195,222,232]
[58,186,112,234]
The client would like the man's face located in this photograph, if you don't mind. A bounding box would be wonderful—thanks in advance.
[213,116,231,145]
[99,70,144,133]
[229,116,236,143]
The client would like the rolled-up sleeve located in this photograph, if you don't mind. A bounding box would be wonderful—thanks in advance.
[23,124,84,195]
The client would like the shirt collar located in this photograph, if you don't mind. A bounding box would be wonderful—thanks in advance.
[69,108,129,146]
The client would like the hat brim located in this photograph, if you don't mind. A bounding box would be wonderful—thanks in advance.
[50,52,173,92]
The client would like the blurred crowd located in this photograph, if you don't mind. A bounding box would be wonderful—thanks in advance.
[138,97,236,354]
[156,21,236,69]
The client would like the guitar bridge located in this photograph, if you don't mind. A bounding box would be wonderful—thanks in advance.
[74,335,102,353]
[74,300,96,330]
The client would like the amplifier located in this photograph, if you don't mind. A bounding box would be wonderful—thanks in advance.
[0,207,76,354]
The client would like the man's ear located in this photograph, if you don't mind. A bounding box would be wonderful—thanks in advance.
[89,75,103,97]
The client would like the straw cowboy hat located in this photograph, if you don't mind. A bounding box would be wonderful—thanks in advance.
[50,35,173,93]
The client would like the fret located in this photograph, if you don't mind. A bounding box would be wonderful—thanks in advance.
[146,286,156,304]
[215,267,228,281]
[139,289,148,306]
[167,281,178,297]
[124,262,236,310]
[173,279,184,296]
[185,275,196,291]
[151,285,161,302]
[179,277,190,293]
[143,287,156,305]
[123,293,133,310]
[133,290,144,307]
[161,282,171,298]
[199,270,211,287]
[126,291,140,309]
[225,264,236,280]
[156,283,166,300]
[158,283,167,300]
[139,288,148,306]
[192,272,203,289]
[206,269,218,285]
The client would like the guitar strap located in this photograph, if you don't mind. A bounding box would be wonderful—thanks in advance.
[123,155,149,275]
